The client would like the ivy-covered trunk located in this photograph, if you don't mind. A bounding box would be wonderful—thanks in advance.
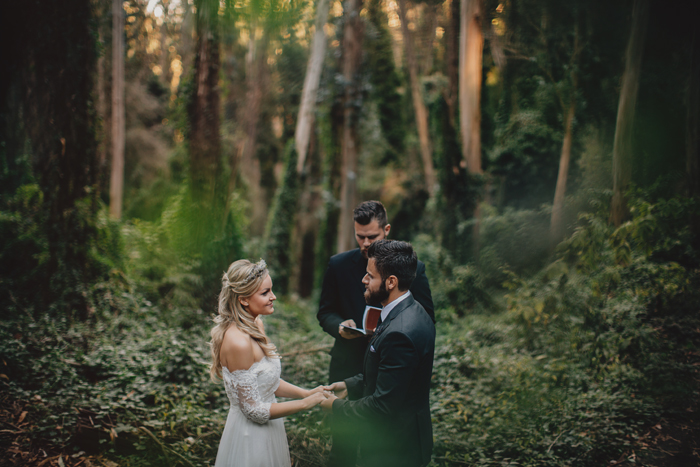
[611,0,650,227]
[23,0,100,317]
[336,0,364,253]
[189,1,222,206]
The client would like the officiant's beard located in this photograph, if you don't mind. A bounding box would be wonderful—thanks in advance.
[364,280,390,305]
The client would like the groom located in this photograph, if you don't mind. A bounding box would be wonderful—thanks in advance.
[321,240,435,467]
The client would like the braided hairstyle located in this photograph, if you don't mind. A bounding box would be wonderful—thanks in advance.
[209,259,278,380]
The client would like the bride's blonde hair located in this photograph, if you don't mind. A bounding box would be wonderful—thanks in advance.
[210,259,278,380]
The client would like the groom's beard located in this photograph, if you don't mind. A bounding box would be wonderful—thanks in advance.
[364,280,390,305]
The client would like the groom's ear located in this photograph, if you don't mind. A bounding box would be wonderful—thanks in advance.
[385,275,398,291]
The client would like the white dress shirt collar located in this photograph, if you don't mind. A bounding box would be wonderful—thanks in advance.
[380,290,412,322]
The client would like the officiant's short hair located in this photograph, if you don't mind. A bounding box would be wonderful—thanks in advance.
[354,200,388,228]
[367,240,417,291]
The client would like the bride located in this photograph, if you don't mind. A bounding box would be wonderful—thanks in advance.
[210,259,330,466]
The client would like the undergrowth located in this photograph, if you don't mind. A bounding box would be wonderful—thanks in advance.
[2,192,699,466]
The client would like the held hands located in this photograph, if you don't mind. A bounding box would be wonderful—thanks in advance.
[303,385,335,409]
[327,381,348,400]
[319,381,347,412]
[339,319,362,340]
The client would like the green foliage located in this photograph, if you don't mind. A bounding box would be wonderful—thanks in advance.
[0,184,125,319]
[121,182,245,314]
[490,110,562,208]
[264,141,300,295]
[365,0,405,165]
[2,191,699,467]
[419,191,700,466]
[0,293,333,467]
[465,204,552,286]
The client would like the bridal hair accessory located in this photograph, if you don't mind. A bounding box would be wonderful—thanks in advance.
[224,259,268,290]
[246,259,268,283]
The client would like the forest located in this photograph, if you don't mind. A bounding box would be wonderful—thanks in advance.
[1,0,699,465]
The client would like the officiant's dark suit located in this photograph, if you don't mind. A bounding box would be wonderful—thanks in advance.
[317,248,434,383]
[330,243,436,467]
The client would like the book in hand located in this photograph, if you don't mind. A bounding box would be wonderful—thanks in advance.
[340,306,383,336]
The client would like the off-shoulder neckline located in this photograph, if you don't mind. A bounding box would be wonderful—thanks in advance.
[222,355,274,375]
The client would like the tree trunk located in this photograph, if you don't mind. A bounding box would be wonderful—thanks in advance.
[295,0,331,173]
[419,3,438,76]
[550,103,575,242]
[459,0,483,175]
[295,130,323,297]
[687,28,699,199]
[189,3,222,206]
[444,0,460,126]
[20,0,99,315]
[688,27,700,248]
[336,0,365,253]
[97,23,108,184]
[610,0,650,227]
[238,25,269,235]
[109,0,125,219]
[458,0,484,258]
[397,0,437,197]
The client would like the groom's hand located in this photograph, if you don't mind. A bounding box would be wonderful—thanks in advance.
[328,381,348,400]
[320,393,337,412]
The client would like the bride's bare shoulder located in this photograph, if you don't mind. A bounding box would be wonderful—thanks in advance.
[221,326,256,372]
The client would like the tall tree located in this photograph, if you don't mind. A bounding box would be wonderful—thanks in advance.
[189,0,224,224]
[397,0,437,197]
[687,26,700,246]
[238,17,270,234]
[458,0,485,257]
[459,0,483,176]
[444,0,460,127]
[365,0,404,164]
[689,28,700,195]
[110,0,125,219]
[550,96,576,240]
[295,0,331,173]
[336,0,365,253]
[292,0,331,296]
[610,0,650,227]
[18,0,100,315]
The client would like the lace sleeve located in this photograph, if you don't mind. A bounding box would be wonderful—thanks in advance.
[229,369,272,425]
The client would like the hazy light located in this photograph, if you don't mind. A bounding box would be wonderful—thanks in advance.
[146,0,158,14]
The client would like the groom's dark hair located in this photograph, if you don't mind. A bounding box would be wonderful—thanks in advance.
[367,240,417,291]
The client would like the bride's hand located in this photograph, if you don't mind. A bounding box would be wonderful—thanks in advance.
[305,385,332,397]
[303,391,330,409]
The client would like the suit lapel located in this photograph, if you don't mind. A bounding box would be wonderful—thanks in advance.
[370,294,415,342]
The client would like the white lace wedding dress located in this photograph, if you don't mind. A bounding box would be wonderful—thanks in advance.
[214,356,291,467]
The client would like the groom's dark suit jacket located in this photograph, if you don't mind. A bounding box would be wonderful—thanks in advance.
[332,294,436,467]
[317,248,434,382]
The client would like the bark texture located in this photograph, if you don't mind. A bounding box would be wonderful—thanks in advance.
[295,0,331,173]
[550,104,575,241]
[610,0,650,227]
[397,0,437,197]
[459,0,484,175]
[337,0,365,253]
[110,0,125,219]
[238,28,269,234]
[687,28,699,199]
[444,0,460,126]
[688,28,700,248]
[189,5,222,206]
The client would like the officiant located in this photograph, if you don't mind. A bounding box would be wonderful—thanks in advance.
[317,200,434,467]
